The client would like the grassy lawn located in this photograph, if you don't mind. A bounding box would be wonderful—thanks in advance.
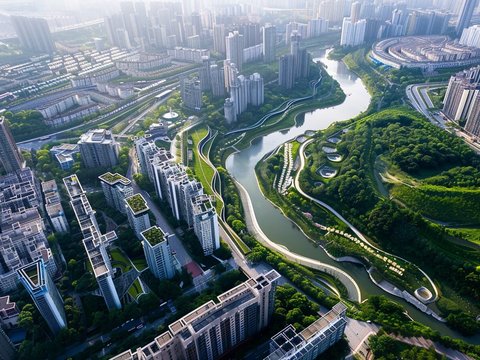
[189,125,224,214]
[446,227,480,246]
[128,279,144,301]
[132,258,148,271]
[110,248,133,273]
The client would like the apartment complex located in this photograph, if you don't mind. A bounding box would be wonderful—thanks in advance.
[264,303,347,359]
[279,31,311,90]
[134,139,220,256]
[141,226,175,280]
[0,116,25,174]
[99,172,133,214]
[78,129,119,168]
[443,65,480,137]
[63,175,121,310]
[110,270,281,360]
[0,168,57,293]
[17,260,67,334]
[126,194,151,238]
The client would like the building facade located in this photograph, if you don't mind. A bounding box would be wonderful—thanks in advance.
[192,195,219,256]
[11,16,55,54]
[17,260,67,334]
[126,194,151,238]
[99,172,133,214]
[78,129,119,168]
[0,116,25,174]
[110,270,281,360]
[141,226,176,280]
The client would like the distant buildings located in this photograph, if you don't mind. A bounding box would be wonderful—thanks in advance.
[17,260,67,334]
[0,116,25,174]
[213,24,226,54]
[443,65,480,138]
[264,303,347,360]
[262,24,277,63]
[36,93,98,127]
[279,31,311,90]
[10,16,55,54]
[228,72,265,120]
[226,31,245,72]
[181,77,202,110]
[340,17,366,47]
[192,195,219,256]
[78,129,119,168]
[63,175,121,310]
[99,172,133,214]
[456,0,478,36]
[224,98,236,124]
[141,226,175,280]
[460,25,480,48]
[210,64,226,97]
[167,47,210,63]
[125,194,151,238]
[110,270,281,360]
[42,180,69,233]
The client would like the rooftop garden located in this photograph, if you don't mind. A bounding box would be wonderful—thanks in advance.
[99,172,130,185]
[142,226,166,246]
[126,194,148,214]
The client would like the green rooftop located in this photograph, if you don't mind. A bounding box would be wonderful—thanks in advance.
[99,172,131,186]
[142,226,166,246]
[126,194,149,214]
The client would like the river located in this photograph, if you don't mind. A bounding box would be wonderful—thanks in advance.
[225,48,480,343]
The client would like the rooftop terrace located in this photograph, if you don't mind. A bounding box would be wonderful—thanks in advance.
[126,194,149,215]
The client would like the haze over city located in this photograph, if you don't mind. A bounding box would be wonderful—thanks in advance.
[0,1,479,360]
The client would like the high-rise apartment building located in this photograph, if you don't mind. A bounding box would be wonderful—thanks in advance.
[10,16,55,54]
[181,77,202,110]
[224,98,237,124]
[63,175,121,310]
[110,270,281,360]
[226,31,245,71]
[141,226,176,280]
[135,137,160,181]
[41,180,69,233]
[99,172,133,214]
[125,194,151,238]
[213,24,226,54]
[0,116,25,174]
[239,23,261,48]
[460,25,480,48]
[279,54,295,90]
[262,24,277,63]
[192,194,219,256]
[78,129,119,168]
[264,303,347,359]
[17,260,67,334]
[210,64,226,97]
[307,18,329,38]
[199,56,211,90]
[340,17,366,46]
[456,0,478,36]
[279,32,310,90]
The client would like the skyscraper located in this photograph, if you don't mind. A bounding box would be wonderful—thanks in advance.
[210,64,226,97]
[224,97,237,124]
[226,31,245,71]
[141,226,176,280]
[340,17,366,46]
[192,194,219,256]
[78,129,119,168]
[456,0,478,36]
[125,194,151,238]
[0,116,25,174]
[279,54,295,89]
[213,24,226,54]
[180,77,203,110]
[17,260,67,334]
[262,24,276,63]
[10,16,55,54]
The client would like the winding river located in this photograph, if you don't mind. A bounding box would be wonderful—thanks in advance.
[226,49,480,343]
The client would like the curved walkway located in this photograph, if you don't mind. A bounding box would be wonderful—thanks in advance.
[295,139,439,302]
[233,178,362,302]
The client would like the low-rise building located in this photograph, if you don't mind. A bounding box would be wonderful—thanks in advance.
[49,143,79,170]
[0,296,19,329]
